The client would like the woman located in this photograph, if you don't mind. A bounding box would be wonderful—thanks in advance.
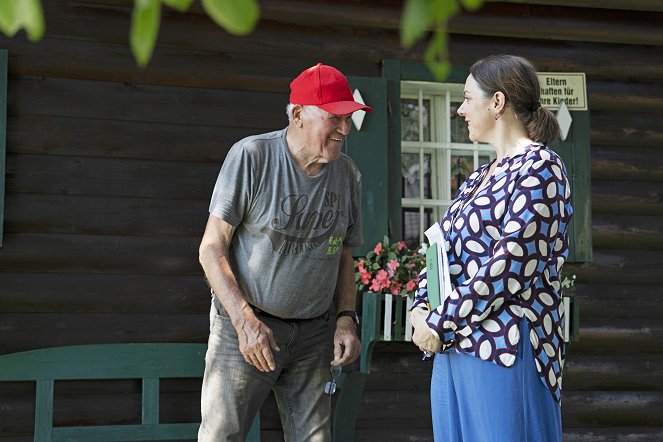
[410,54,573,441]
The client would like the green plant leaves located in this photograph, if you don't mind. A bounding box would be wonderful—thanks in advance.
[0,0,45,42]
[401,0,485,80]
[130,0,191,68]
[460,0,484,11]
[201,0,260,36]
[401,0,433,48]
[130,0,161,68]
[162,0,193,12]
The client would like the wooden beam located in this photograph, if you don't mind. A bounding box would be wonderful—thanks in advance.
[448,6,663,46]
[486,0,663,13]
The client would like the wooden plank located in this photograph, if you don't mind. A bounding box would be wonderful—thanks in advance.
[4,193,209,236]
[0,49,7,246]
[589,80,663,113]
[35,1,404,66]
[7,114,248,162]
[8,76,287,130]
[0,273,209,314]
[486,0,663,12]
[563,428,663,442]
[449,4,663,46]
[573,283,663,320]
[564,354,663,391]
[569,324,663,354]
[562,391,663,427]
[592,214,663,250]
[592,180,663,216]
[591,145,663,181]
[448,35,663,81]
[2,34,296,92]
[591,113,663,148]
[7,154,219,199]
[574,249,663,285]
[355,391,432,427]
[0,233,201,274]
[0,343,207,382]
[0,314,208,355]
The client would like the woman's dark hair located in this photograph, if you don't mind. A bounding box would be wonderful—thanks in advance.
[470,54,560,144]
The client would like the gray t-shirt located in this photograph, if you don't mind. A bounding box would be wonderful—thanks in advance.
[209,128,363,319]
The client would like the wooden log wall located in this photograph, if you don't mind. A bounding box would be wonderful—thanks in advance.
[0,0,662,441]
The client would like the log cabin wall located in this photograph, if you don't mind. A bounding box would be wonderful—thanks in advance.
[0,0,661,440]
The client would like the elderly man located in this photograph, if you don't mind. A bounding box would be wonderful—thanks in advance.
[197,63,371,442]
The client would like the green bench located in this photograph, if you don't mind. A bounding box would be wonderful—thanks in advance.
[0,342,367,442]
[0,343,260,442]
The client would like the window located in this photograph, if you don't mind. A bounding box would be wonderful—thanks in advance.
[346,60,590,261]
[400,81,495,245]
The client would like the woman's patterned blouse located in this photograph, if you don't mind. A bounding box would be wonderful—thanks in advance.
[413,144,573,402]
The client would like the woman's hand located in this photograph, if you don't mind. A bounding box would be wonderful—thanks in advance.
[410,307,442,354]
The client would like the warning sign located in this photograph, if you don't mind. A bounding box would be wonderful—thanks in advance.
[536,72,587,111]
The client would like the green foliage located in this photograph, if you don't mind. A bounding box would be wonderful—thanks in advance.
[201,0,259,36]
[0,0,258,68]
[0,0,44,42]
[354,236,426,298]
[401,0,485,80]
[131,0,162,68]
[0,0,478,75]
[162,0,194,12]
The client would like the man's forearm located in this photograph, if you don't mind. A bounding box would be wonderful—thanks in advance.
[201,245,253,323]
[334,246,357,312]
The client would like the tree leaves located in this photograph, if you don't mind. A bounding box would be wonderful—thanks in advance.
[201,0,259,36]
[162,0,194,12]
[130,0,260,67]
[401,0,434,48]
[0,0,45,42]
[130,0,162,68]
[0,0,477,75]
[401,0,485,81]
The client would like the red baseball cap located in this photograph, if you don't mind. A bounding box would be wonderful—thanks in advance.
[290,63,372,115]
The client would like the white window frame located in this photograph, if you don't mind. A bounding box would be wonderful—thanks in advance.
[400,81,494,245]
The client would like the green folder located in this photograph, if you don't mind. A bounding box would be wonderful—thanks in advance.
[426,243,442,309]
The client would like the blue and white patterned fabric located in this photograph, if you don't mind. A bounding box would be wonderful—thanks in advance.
[413,144,573,402]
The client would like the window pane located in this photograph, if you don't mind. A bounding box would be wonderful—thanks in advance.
[478,155,492,167]
[450,154,474,196]
[402,152,432,199]
[450,101,470,143]
[402,208,434,245]
[401,98,431,142]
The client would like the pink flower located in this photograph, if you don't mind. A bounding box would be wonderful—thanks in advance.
[360,270,372,285]
[386,259,400,278]
[375,269,389,285]
[369,278,382,292]
[387,259,400,272]
[406,280,417,292]
[390,282,403,295]
[396,241,407,251]
[373,242,383,255]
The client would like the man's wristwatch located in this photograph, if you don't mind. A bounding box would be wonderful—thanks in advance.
[337,310,359,327]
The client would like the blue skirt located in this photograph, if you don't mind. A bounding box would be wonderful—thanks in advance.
[430,319,562,442]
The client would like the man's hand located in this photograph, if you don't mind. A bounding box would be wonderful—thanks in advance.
[235,309,280,372]
[410,307,442,354]
[331,316,361,366]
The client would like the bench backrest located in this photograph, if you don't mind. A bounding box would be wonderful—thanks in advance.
[0,343,233,442]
